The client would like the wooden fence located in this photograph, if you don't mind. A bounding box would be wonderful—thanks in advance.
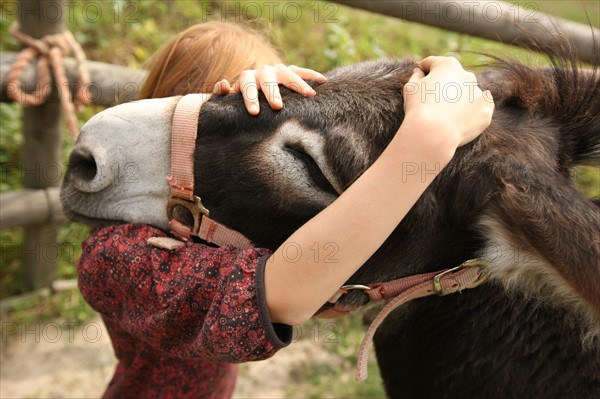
[335,0,599,65]
[0,0,597,300]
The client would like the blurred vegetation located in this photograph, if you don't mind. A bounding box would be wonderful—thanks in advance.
[0,0,599,396]
[284,315,386,398]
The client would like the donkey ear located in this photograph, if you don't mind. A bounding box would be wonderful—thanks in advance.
[476,70,515,106]
[476,67,559,110]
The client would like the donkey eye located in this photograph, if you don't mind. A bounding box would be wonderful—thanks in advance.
[284,144,338,196]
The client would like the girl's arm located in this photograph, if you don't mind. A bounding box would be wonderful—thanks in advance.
[265,56,495,325]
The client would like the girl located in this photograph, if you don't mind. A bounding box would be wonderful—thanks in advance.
[78,22,494,398]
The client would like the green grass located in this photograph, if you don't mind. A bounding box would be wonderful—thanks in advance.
[1,288,96,327]
[283,315,387,398]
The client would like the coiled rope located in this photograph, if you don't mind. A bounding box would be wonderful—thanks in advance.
[6,23,90,138]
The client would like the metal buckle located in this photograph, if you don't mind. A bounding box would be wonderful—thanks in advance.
[167,196,210,236]
[433,258,488,296]
[340,284,371,291]
[328,284,371,304]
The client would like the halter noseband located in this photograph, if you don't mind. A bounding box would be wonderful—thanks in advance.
[166,93,252,249]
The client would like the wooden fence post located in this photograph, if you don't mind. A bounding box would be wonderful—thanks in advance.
[19,0,64,290]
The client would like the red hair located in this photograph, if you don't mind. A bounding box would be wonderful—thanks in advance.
[138,22,283,99]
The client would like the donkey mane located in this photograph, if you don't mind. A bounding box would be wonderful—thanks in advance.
[480,46,600,169]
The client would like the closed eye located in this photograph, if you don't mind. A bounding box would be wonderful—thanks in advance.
[284,144,338,196]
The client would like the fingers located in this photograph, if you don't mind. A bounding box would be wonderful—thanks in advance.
[407,67,425,83]
[256,65,283,111]
[238,70,260,115]
[272,64,317,97]
[483,89,494,104]
[212,79,233,95]
[403,67,425,102]
[253,64,317,111]
[287,65,327,83]
[222,64,326,115]
[480,89,495,127]
[418,56,462,73]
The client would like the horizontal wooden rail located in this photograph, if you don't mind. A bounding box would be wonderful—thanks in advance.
[0,188,66,229]
[0,279,78,315]
[1,53,146,231]
[333,0,599,64]
[1,52,147,107]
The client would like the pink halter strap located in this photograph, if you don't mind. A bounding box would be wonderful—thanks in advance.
[166,93,252,250]
[318,259,488,382]
[354,260,486,381]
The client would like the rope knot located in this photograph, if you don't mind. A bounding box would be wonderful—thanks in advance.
[6,23,91,138]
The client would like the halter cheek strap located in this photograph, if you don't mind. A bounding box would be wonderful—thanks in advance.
[315,259,488,382]
[165,93,252,249]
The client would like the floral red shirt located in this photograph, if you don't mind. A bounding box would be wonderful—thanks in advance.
[77,224,292,398]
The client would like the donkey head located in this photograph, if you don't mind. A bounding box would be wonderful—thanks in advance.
[62,58,414,250]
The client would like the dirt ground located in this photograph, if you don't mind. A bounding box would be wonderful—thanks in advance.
[0,317,334,399]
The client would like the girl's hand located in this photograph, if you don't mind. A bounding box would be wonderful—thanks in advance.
[213,64,327,115]
[403,56,494,148]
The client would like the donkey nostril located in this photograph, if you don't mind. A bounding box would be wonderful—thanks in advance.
[69,149,97,182]
[67,145,112,193]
